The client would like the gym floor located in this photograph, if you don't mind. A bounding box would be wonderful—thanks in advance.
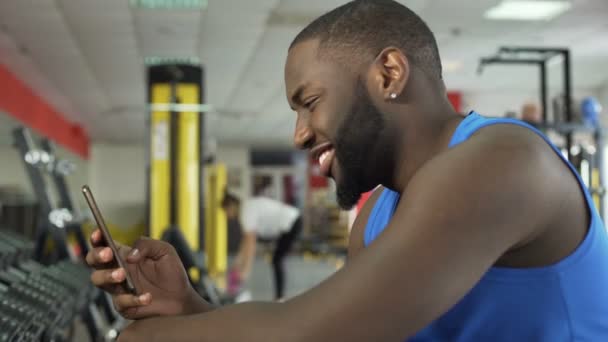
[247,255,340,301]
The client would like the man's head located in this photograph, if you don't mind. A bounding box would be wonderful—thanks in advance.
[221,192,240,220]
[285,0,443,209]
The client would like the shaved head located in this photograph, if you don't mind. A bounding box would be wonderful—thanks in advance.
[290,0,442,80]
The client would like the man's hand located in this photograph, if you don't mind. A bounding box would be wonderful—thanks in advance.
[86,230,211,319]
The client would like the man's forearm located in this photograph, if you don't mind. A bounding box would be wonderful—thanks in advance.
[122,301,291,342]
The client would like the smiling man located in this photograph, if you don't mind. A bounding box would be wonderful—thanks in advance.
[87,1,608,341]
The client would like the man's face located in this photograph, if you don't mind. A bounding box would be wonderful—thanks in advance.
[285,40,385,209]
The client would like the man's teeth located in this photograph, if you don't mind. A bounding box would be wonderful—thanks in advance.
[319,150,331,166]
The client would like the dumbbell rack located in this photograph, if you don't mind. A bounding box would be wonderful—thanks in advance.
[8,127,127,341]
[0,229,98,342]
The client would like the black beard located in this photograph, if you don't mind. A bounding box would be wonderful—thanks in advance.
[333,79,385,209]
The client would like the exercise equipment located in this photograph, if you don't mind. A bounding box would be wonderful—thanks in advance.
[0,228,97,342]
[204,164,227,277]
[12,127,74,263]
[146,63,231,305]
[147,64,204,248]
[147,64,204,264]
[11,127,125,340]
[479,47,606,218]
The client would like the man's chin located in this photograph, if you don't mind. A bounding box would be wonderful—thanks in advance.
[335,186,363,210]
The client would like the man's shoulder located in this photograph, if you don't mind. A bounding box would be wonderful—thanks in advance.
[445,120,556,167]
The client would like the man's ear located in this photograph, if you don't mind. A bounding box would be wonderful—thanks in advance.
[368,47,410,101]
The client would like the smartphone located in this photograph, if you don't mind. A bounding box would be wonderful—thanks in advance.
[82,185,138,295]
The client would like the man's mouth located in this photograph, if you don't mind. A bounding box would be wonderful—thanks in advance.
[318,148,335,177]
[311,143,336,178]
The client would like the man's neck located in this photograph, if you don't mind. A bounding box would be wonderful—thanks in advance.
[391,106,462,193]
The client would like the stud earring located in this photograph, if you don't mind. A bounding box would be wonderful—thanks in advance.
[389,93,398,99]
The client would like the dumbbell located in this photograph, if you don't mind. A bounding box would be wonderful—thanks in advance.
[44,263,94,301]
[0,240,18,270]
[1,287,69,342]
[0,293,36,340]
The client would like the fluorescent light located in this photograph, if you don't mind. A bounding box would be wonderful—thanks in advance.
[148,103,212,113]
[485,1,571,21]
[144,56,200,66]
[442,60,464,73]
[130,0,207,10]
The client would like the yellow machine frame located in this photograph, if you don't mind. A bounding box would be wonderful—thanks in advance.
[147,64,227,279]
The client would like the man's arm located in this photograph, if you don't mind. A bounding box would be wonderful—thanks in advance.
[120,127,562,342]
[347,186,384,260]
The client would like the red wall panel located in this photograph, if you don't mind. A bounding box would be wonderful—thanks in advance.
[0,65,89,159]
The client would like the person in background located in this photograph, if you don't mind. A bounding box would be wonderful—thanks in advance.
[221,191,302,300]
[521,102,542,124]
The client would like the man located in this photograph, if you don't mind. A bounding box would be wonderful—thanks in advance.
[222,192,302,300]
[86,1,608,341]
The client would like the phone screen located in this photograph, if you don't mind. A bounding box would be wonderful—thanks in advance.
[82,185,138,295]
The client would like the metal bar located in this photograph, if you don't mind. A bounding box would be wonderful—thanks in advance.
[199,67,206,251]
[480,57,545,65]
[540,61,548,123]
[499,46,569,55]
[12,128,54,215]
[39,138,92,257]
[12,127,71,262]
[169,81,179,227]
[564,49,573,161]
[596,129,605,219]
[535,123,604,134]
[148,103,212,113]
[39,138,74,211]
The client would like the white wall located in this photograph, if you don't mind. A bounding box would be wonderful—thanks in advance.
[0,145,34,195]
[89,143,146,228]
[216,145,251,200]
[598,83,608,121]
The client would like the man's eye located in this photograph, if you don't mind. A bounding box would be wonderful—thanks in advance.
[304,97,318,110]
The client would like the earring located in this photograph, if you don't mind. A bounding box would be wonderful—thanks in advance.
[389,93,398,99]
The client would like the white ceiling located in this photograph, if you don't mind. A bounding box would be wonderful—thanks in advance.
[0,0,607,146]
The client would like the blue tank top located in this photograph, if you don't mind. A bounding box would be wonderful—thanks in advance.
[364,112,608,341]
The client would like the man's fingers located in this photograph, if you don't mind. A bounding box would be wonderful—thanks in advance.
[127,237,173,262]
[90,268,126,287]
[90,229,133,260]
[86,246,114,267]
[90,229,104,247]
[113,292,152,316]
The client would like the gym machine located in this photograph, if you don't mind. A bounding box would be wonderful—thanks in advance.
[146,63,228,305]
[0,228,97,342]
[479,46,606,219]
[38,138,89,258]
[12,127,74,263]
[9,126,124,341]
